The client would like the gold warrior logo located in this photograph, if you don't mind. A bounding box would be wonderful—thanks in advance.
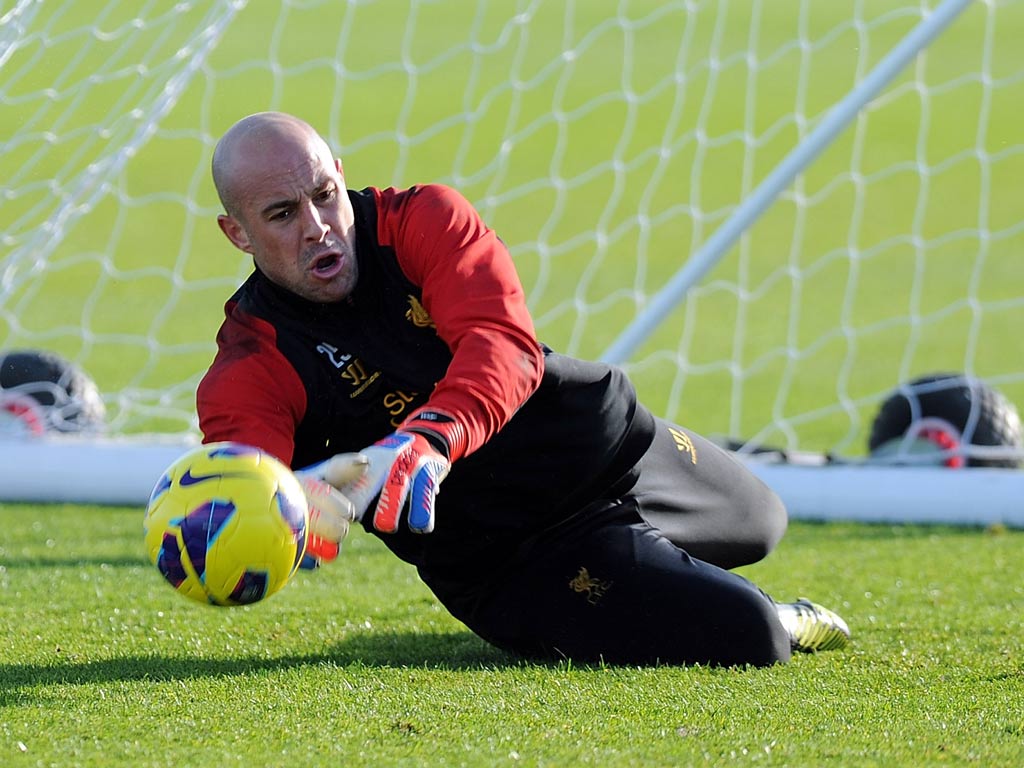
[568,566,613,605]
[406,295,435,329]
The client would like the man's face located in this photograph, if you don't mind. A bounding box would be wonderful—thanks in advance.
[218,131,358,304]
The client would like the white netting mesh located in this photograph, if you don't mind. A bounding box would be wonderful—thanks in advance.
[2,0,1022,460]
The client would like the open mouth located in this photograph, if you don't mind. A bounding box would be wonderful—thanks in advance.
[310,252,344,279]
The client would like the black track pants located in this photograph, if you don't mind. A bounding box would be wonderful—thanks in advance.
[430,418,793,666]
[458,505,792,667]
[633,418,789,570]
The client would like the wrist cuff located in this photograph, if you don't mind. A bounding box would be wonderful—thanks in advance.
[402,407,468,462]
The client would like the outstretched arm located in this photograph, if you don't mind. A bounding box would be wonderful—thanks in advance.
[378,183,544,461]
[197,307,361,566]
[346,185,545,532]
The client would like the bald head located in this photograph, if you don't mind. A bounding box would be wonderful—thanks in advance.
[210,112,359,304]
[212,112,333,218]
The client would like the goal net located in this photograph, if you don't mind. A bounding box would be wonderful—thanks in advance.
[2,0,1023,521]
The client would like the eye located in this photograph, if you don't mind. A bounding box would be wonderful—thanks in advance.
[315,186,336,204]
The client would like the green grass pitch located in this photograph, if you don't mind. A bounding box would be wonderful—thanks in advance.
[2,1,1024,766]
[1,506,1022,766]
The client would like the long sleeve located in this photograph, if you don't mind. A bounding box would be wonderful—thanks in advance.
[374,184,545,460]
[197,300,307,465]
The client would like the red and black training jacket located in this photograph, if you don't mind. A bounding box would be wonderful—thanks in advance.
[198,184,655,581]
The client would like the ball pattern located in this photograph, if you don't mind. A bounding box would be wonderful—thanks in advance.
[143,442,309,606]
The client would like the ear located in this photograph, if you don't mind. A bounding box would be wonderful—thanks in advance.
[335,157,345,179]
[217,214,253,254]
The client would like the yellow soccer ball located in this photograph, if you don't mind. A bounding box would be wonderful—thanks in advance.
[143,442,308,606]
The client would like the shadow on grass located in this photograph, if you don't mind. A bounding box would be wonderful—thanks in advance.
[0,629,523,706]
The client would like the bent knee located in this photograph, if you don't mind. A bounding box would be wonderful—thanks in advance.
[749,483,788,558]
[710,480,788,566]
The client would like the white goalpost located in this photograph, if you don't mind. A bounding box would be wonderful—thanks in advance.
[2,0,1023,525]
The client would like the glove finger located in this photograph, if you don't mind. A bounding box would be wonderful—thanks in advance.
[301,477,356,539]
[306,533,341,563]
[407,459,444,534]
[319,484,357,523]
[309,507,350,543]
[340,443,404,520]
[322,452,370,486]
[372,462,414,534]
[301,477,352,522]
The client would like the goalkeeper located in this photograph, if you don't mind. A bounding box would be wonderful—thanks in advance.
[198,111,850,666]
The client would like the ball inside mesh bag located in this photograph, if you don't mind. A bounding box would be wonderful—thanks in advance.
[0,349,106,436]
[868,372,1022,468]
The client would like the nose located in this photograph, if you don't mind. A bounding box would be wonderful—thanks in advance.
[300,200,329,242]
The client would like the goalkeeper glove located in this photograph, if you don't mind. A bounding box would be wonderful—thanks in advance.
[342,409,466,534]
[295,453,369,568]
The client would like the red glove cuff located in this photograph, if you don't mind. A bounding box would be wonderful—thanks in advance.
[402,407,468,463]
